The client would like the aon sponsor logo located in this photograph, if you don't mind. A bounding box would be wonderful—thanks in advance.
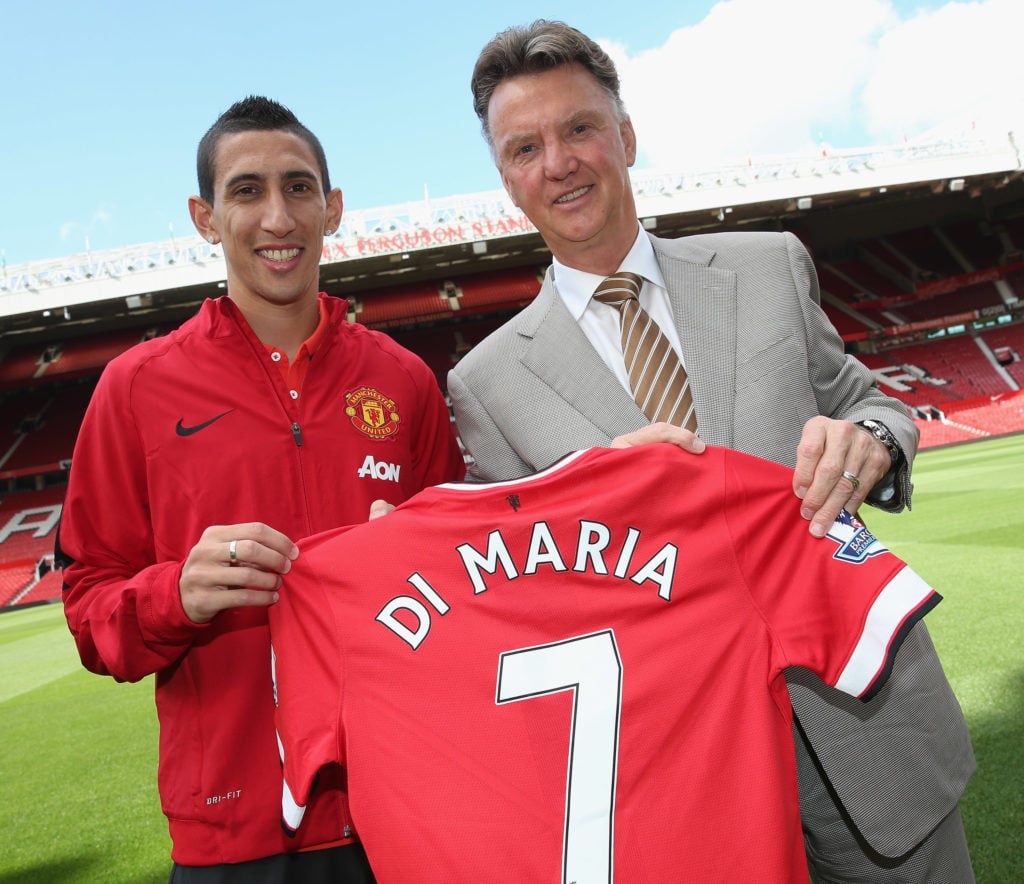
[358,455,401,482]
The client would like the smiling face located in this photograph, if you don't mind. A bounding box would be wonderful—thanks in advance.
[489,63,638,275]
[189,129,342,315]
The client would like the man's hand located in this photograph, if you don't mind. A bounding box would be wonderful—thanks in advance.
[179,523,299,623]
[793,416,892,537]
[610,422,706,454]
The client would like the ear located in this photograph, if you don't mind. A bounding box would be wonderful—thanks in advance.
[621,117,637,168]
[189,196,217,243]
[324,187,343,235]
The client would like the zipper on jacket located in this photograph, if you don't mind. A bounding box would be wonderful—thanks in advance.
[291,421,303,447]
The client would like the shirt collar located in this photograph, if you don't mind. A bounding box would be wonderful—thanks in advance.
[552,225,667,321]
[297,296,330,361]
[264,297,330,386]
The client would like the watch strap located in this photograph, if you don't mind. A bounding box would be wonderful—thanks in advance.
[858,419,901,466]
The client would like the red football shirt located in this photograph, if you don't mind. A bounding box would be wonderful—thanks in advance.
[270,444,939,882]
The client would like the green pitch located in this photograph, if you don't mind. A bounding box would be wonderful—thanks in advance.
[1,433,1021,882]
[870,432,1024,881]
[0,604,167,882]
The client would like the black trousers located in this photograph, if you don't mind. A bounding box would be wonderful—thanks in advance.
[168,843,375,884]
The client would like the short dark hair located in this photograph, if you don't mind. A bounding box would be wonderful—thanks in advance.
[471,20,626,148]
[196,95,331,203]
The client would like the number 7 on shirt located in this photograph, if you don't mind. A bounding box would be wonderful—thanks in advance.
[496,629,623,884]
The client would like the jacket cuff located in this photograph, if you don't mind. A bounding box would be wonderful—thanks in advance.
[867,459,913,513]
[139,561,213,646]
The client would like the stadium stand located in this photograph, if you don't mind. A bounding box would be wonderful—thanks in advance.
[869,336,1019,410]
[0,486,63,606]
[48,327,163,380]
[12,567,62,606]
[1003,215,1024,255]
[882,226,966,280]
[912,391,1024,447]
[894,335,1012,399]
[981,323,1024,387]
[892,280,1004,324]
[0,344,55,387]
[0,327,163,390]
[914,418,986,448]
[817,264,893,329]
[828,254,908,301]
[447,267,543,314]
[0,382,94,476]
[348,281,455,327]
[346,267,544,331]
[1004,265,1024,299]
[941,220,1005,270]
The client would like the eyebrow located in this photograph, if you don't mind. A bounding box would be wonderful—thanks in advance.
[498,109,600,155]
[564,109,593,129]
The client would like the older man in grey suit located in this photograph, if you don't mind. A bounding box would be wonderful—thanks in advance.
[447,19,974,882]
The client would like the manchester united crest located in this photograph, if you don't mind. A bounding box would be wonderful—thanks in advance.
[345,386,401,440]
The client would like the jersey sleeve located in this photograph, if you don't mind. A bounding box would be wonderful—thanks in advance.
[270,527,353,832]
[720,448,940,700]
[58,359,208,682]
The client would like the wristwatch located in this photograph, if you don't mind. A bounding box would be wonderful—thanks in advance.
[858,419,902,468]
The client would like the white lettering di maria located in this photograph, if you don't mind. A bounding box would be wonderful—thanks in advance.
[375,519,678,650]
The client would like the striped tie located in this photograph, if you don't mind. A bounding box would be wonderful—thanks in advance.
[593,272,697,431]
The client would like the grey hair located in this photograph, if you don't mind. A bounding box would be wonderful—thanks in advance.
[471,20,627,150]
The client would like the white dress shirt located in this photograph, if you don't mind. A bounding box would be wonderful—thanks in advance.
[551,225,685,396]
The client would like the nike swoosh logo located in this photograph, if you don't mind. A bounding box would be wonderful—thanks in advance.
[175,410,233,437]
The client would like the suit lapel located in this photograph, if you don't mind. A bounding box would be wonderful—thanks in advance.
[654,237,737,448]
[519,273,648,439]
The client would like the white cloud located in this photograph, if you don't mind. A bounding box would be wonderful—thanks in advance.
[57,204,114,248]
[608,0,1023,171]
[864,0,1024,142]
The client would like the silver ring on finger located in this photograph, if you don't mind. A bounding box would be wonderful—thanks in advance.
[841,470,861,492]
[228,539,239,565]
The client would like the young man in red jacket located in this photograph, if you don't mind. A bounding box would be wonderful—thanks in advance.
[58,95,465,882]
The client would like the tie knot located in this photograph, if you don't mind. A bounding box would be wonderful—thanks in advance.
[593,272,642,307]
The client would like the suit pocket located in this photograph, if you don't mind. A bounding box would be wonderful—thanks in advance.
[735,332,808,391]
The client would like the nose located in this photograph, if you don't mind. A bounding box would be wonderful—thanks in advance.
[262,190,295,236]
[543,139,579,181]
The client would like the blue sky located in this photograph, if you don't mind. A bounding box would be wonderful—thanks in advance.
[1,0,1019,264]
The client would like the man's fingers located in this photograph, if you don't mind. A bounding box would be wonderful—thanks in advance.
[808,489,863,538]
[793,417,830,499]
[369,499,395,521]
[180,522,298,623]
[217,523,299,564]
[794,416,899,536]
[220,536,295,576]
[212,586,281,608]
[183,584,281,623]
[610,422,705,453]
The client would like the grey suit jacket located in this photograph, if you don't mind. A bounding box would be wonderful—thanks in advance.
[448,230,974,856]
